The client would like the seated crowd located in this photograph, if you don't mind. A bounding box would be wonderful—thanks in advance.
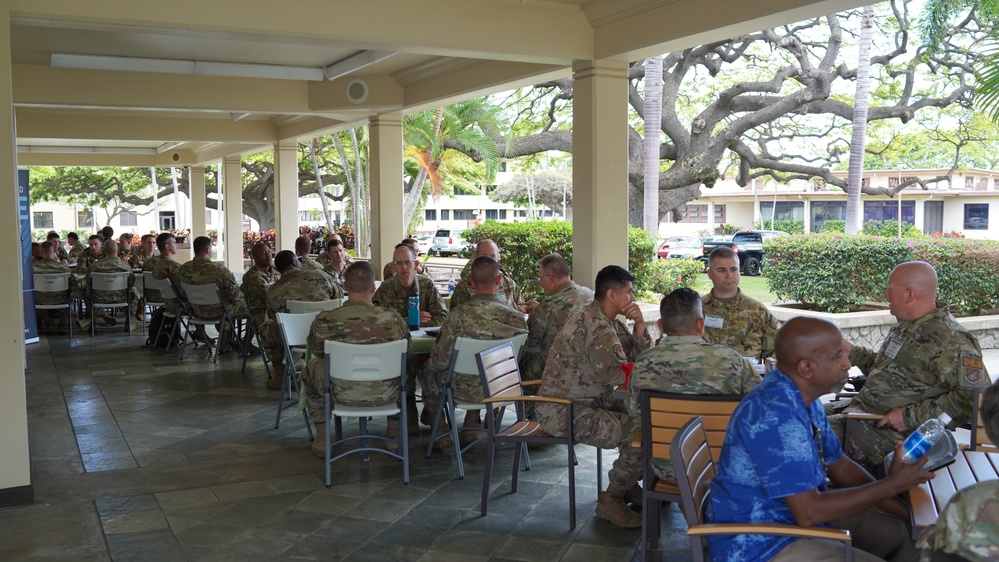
[32,228,998,560]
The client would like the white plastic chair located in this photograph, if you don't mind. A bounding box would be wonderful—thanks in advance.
[33,273,73,339]
[178,282,235,362]
[324,338,409,487]
[274,311,320,438]
[287,299,342,314]
[425,334,527,479]
[88,271,132,337]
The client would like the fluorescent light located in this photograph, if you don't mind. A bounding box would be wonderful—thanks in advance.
[51,53,324,81]
[324,51,396,81]
[18,145,159,154]
[156,142,184,154]
[230,112,251,122]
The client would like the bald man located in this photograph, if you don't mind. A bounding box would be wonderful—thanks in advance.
[710,316,931,561]
[448,239,538,314]
[827,261,989,469]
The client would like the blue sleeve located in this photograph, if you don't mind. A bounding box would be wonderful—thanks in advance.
[743,399,827,499]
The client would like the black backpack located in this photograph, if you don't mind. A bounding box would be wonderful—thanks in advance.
[146,308,183,348]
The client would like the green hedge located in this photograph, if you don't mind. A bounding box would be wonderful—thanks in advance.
[765,234,999,314]
[754,219,804,234]
[461,220,661,300]
[640,258,703,297]
[820,219,923,238]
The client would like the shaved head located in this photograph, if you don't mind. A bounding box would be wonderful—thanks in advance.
[885,261,938,321]
[775,316,851,402]
[476,239,500,261]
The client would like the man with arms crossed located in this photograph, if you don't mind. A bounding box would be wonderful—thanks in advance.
[709,316,932,561]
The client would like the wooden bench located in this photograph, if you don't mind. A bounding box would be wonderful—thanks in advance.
[908,449,999,538]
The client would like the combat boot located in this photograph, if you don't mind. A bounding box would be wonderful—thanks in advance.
[406,395,420,435]
[459,410,481,448]
[385,418,400,451]
[422,422,453,450]
[311,423,327,458]
[595,491,642,528]
[266,362,286,390]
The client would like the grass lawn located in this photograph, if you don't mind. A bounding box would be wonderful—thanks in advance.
[645,273,778,304]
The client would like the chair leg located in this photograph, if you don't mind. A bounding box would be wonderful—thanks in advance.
[447,392,464,479]
[90,305,95,337]
[511,439,523,494]
[481,429,495,517]
[596,447,603,492]
[358,418,369,463]
[426,391,447,459]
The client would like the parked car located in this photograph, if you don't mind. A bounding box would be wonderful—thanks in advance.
[429,228,466,257]
[700,230,789,276]
[655,236,695,259]
[667,236,722,260]
[415,235,432,255]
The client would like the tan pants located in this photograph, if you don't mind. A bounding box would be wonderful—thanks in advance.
[771,509,918,562]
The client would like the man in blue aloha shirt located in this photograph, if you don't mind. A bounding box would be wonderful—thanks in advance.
[708,316,934,562]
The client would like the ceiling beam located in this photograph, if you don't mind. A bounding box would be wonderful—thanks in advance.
[17,148,198,167]
[402,60,567,113]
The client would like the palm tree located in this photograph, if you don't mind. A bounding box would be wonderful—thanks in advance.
[846,5,875,234]
[643,56,664,236]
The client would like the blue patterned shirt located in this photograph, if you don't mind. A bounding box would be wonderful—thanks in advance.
[707,370,843,561]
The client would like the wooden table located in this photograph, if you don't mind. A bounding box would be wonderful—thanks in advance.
[908,449,999,538]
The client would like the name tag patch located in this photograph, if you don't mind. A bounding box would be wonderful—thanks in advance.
[704,315,724,329]
[885,338,903,359]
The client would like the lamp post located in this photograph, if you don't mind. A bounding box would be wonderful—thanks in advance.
[896,164,904,237]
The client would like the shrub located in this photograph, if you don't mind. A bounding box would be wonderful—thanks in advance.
[462,220,658,300]
[639,258,702,298]
[754,219,804,234]
[821,220,845,233]
[765,234,999,314]
[861,220,923,238]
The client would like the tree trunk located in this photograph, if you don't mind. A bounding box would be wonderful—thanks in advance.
[309,139,336,232]
[846,5,874,234]
[402,108,445,229]
[643,56,664,236]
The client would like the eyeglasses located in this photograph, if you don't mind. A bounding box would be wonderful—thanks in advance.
[393,259,414,267]
[538,274,554,282]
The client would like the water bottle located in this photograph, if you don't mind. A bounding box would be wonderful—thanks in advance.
[901,412,952,464]
[447,275,456,294]
[407,295,420,330]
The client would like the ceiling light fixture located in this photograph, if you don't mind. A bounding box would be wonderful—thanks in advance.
[323,50,396,81]
[51,53,325,81]
[230,112,251,122]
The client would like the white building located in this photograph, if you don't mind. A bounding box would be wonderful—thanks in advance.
[659,168,999,239]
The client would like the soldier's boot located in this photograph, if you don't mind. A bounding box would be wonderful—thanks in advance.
[385,418,400,451]
[406,395,420,436]
[100,311,117,326]
[459,410,482,448]
[311,423,328,458]
[422,422,453,450]
[595,491,642,528]
[133,300,145,321]
[266,362,286,390]
[624,484,644,508]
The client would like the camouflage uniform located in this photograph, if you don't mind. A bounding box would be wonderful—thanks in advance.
[141,256,181,314]
[449,261,524,312]
[423,294,527,411]
[917,480,999,562]
[303,300,411,421]
[175,257,248,319]
[299,255,323,273]
[240,264,280,326]
[521,281,593,382]
[54,245,70,263]
[373,274,448,328]
[267,268,342,314]
[701,288,777,362]
[75,249,102,276]
[127,250,158,270]
[826,305,989,466]
[33,258,75,330]
[68,242,87,261]
[625,335,760,483]
[536,301,652,494]
[382,260,426,281]
[87,255,136,315]
[316,254,348,286]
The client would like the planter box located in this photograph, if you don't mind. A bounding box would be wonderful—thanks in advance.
[767,303,999,350]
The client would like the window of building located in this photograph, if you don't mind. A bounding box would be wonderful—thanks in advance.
[964,203,989,230]
[863,200,915,224]
[425,209,437,221]
[714,204,726,223]
[542,210,553,217]
[515,210,527,218]
[682,204,708,223]
[441,209,450,221]
[994,178,999,191]
[760,201,805,221]
[810,201,847,232]
[33,211,54,229]
[499,161,508,172]
[453,186,476,196]
[77,210,94,228]
[120,211,138,226]
[485,209,498,220]
[965,176,975,189]
[299,211,313,222]
[498,209,507,220]
[159,211,176,231]
[453,209,475,220]
[205,210,212,225]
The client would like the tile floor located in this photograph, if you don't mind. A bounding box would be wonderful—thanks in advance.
[1,327,692,561]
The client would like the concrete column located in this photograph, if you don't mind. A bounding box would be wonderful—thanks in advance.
[189,166,207,239]
[571,60,629,288]
[222,156,243,272]
[369,114,404,279]
[273,141,299,251]
[803,199,812,233]
[0,0,32,505]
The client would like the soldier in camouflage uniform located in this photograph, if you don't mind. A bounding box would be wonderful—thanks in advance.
[127,234,158,270]
[84,239,136,329]
[117,233,135,259]
[294,235,336,283]
[141,232,181,315]
[423,256,527,449]
[448,239,538,314]
[75,235,103,276]
[176,236,251,351]
[34,241,76,333]
[303,261,410,457]
[917,381,999,562]
[827,261,990,469]
[701,247,777,362]
[45,231,70,264]
[536,265,651,528]
[521,253,593,382]
[381,238,427,281]
[316,238,349,285]
[241,242,280,327]
[626,288,760,485]
[67,232,87,262]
